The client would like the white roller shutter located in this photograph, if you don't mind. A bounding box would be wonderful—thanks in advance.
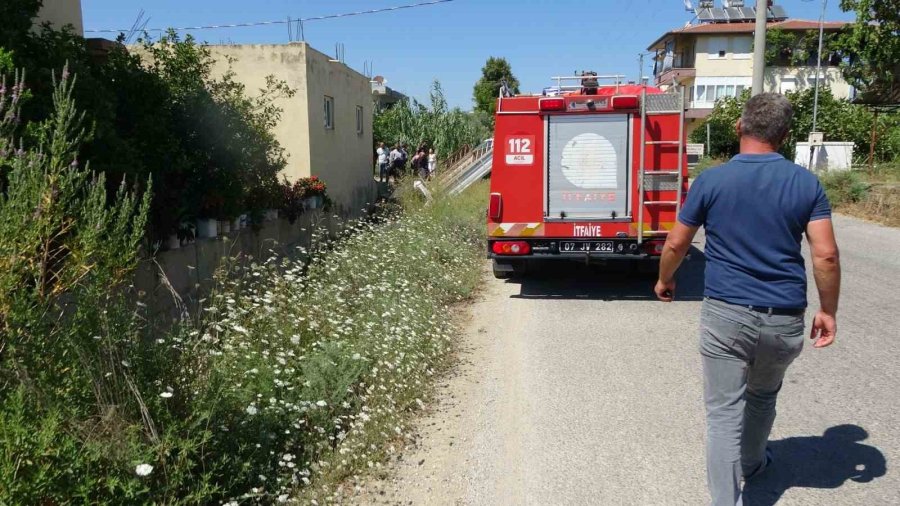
[547,115,630,219]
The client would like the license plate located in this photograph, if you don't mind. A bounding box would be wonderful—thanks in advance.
[559,241,614,253]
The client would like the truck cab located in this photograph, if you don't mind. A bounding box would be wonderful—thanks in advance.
[488,74,688,278]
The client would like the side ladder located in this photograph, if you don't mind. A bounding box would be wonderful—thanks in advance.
[637,86,686,245]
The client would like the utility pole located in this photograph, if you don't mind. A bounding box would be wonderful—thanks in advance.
[751,0,769,95]
[811,0,828,135]
[639,53,644,85]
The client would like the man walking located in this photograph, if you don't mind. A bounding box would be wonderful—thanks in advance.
[654,93,841,505]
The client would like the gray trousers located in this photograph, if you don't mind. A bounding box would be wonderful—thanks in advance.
[700,298,805,506]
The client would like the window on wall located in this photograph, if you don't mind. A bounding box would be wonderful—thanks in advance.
[732,37,752,59]
[693,79,750,106]
[324,95,334,129]
[356,105,363,135]
[707,36,728,59]
[780,78,796,94]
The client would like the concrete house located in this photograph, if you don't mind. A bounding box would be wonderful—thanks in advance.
[206,43,375,216]
[648,18,851,137]
[34,0,84,35]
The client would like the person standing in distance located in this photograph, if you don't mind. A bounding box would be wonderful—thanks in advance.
[654,93,841,506]
[428,148,437,178]
[376,142,389,183]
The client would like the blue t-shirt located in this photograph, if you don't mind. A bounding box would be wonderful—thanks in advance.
[679,153,832,309]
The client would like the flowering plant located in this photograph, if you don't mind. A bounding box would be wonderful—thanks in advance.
[297,175,327,197]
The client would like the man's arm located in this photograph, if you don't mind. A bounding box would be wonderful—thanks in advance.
[655,221,700,302]
[806,218,841,348]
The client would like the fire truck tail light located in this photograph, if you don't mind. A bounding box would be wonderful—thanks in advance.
[489,193,502,220]
[492,241,531,256]
[539,98,566,112]
[612,95,639,109]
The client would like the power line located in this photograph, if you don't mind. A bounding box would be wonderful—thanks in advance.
[84,0,455,34]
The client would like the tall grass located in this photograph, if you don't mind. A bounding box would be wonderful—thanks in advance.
[1,88,491,503]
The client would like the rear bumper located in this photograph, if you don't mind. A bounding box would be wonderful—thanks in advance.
[487,238,663,260]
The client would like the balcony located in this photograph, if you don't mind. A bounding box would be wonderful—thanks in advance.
[655,67,696,87]
[654,54,695,86]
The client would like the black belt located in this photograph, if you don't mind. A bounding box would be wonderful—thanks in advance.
[708,297,805,316]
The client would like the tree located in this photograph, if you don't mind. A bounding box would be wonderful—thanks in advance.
[472,56,519,115]
[839,0,900,95]
[0,0,41,50]
[764,28,847,67]
[689,88,900,162]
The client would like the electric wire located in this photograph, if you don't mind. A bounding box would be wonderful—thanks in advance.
[84,0,455,34]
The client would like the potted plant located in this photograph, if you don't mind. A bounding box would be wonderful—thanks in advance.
[299,176,327,210]
[197,193,225,239]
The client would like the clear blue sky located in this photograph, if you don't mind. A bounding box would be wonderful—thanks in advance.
[82,0,857,110]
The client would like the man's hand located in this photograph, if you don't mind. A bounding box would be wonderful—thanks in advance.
[655,279,676,302]
[657,222,699,303]
[810,310,837,348]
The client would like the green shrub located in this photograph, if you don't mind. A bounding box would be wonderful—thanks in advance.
[689,156,728,179]
[0,69,156,503]
[1,5,293,242]
[690,87,900,163]
[820,170,870,206]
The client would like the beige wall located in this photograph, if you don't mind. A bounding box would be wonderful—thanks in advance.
[765,66,853,99]
[35,0,83,35]
[693,35,754,77]
[206,43,374,215]
[302,45,374,215]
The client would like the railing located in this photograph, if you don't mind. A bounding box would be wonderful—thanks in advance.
[434,139,494,191]
[550,74,625,94]
[440,143,474,172]
[656,53,695,76]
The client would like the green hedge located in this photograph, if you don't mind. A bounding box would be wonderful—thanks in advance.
[689,88,900,163]
[1,1,291,242]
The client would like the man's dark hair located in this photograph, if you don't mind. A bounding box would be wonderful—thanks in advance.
[740,93,793,147]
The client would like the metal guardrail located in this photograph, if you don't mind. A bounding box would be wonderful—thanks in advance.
[446,150,493,195]
[434,140,493,190]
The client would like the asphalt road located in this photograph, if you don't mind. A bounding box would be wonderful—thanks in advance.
[358,214,900,505]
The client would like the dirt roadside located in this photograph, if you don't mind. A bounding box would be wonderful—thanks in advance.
[348,264,504,505]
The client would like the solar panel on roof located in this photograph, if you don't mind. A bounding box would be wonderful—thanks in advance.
[710,8,728,21]
[738,7,756,19]
[724,7,742,20]
[696,8,714,21]
[768,5,788,20]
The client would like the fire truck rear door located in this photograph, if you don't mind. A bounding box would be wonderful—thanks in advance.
[546,114,630,220]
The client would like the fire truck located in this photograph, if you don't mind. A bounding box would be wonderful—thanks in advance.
[487,73,688,278]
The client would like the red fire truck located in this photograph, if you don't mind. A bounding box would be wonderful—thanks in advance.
[487,74,688,278]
